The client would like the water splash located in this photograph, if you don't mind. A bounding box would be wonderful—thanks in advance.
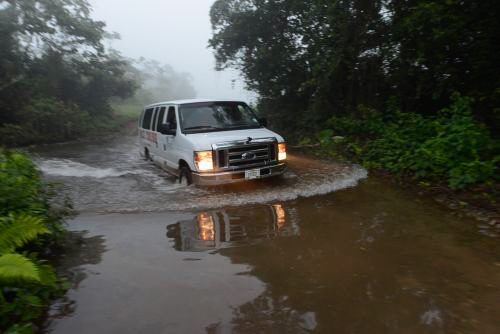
[38,159,128,178]
[33,138,368,213]
[150,166,368,212]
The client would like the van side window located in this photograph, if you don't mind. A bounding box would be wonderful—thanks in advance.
[156,107,166,131]
[142,108,154,130]
[167,106,176,128]
[152,107,159,131]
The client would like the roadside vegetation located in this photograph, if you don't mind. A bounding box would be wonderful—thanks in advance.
[209,0,499,201]
[0,0,195,147]
[0,149,70,333]
[303,94,498,191]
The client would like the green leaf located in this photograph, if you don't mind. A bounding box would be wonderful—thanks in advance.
[318,129,334,145]
[0,254,40,282]
[4,323,35,334]
[0,214,49,254]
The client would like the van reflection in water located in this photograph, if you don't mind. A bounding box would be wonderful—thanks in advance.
[166,204,297,252]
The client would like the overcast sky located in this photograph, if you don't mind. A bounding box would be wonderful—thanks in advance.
[88,0,254,101]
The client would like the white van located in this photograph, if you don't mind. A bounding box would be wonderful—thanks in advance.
[138,99,287,185]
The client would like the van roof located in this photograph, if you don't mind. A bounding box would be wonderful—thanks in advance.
[144,99,246,108]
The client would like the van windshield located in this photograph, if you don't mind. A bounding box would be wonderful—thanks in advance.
[179,102,261,133]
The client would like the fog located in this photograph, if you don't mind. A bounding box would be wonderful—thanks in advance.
[88,0,255,102]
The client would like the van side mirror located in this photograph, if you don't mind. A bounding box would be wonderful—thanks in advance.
[259,117,268,127]
[159,123,176,135]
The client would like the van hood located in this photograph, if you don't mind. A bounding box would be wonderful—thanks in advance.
[186,128,284,151]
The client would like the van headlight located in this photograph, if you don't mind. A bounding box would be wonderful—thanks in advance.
[194,151,214,171]
[278,143,286,161]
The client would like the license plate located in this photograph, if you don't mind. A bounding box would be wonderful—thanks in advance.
[245,168,261,180]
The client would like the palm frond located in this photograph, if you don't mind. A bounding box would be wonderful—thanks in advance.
[0,253,40,282]
[0,214,49,254]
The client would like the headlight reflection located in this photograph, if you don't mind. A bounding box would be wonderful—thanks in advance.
[272,204,286,230]
[197,212,215,241]
[169,205,291,251]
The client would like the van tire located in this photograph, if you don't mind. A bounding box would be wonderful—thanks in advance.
[179,166,192,185]
[144,148,150,161]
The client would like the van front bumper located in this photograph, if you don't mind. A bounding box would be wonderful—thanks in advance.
[192,163,287,186]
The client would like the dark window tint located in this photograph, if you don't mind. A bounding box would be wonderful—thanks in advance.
[156,107,166,131]
[152,107,159,131]
[142,108,154,129]
[167,106,177,128]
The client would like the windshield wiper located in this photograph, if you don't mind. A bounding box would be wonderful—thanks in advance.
[184,125,221,130]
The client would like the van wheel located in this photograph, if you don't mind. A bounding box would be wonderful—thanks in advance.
[144,148,150,161]
[179,166,192,185]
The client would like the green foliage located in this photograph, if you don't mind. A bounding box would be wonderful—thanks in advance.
[318,129,334,145]
[366,95,498,188]
[0,147,67,237]
[298,137,312,146]
[326,106,385,138]
[316,94,499,189]
[0,215,49,254]
[0,151,68,332]
[0,254,40,283]
[0,125,36,148]
[0,97,135,147]
[447,159,499,190]
[23,98,92,141]
[0,150,45,216]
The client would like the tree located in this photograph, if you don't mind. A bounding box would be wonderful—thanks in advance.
[209,0,389,132]
[385,0,500,125]
[0,0,137,143]
[209,0,500,133]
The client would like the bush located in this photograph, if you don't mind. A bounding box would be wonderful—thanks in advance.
[325,105,385,138]
[0,98,93,147]
[0,150,68,333]
[311,94,499,189]
[367,94,498,188]
[25,98,93,141]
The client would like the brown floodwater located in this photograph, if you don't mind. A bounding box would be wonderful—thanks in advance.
[31,137,500,333]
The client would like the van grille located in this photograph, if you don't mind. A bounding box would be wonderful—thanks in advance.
[216,143,277,169]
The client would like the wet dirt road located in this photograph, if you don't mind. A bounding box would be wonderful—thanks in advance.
[31,136,500,333]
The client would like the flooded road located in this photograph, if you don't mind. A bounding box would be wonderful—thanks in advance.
[31,137,500,333]
[34,137,367,213]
